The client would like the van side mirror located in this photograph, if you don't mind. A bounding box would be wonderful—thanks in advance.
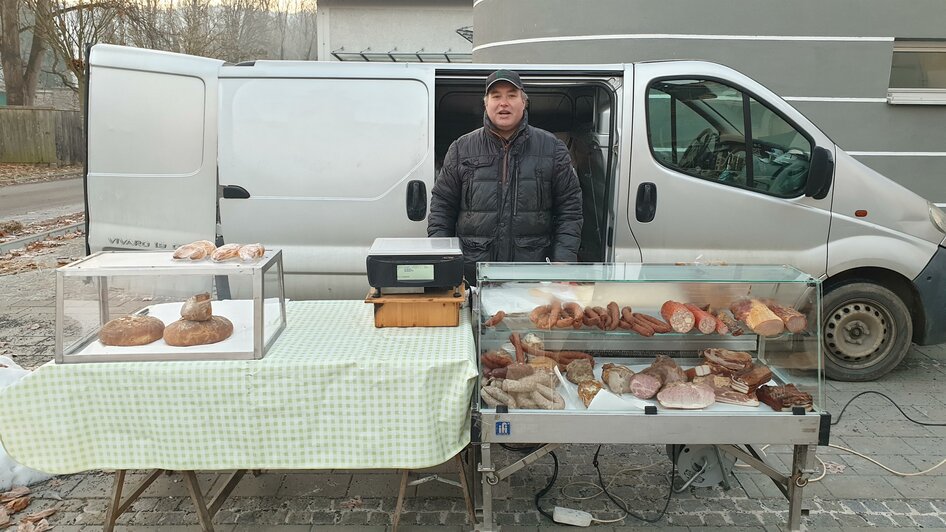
[804,146,834,200]
[406,180,427,221]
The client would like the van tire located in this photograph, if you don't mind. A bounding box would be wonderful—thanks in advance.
[822,281,912,382]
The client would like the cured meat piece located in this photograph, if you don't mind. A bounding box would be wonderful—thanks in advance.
[701,348,753,375]
[633,313,672,333]
[565,359,595,384]
[629,372,662,399]
[601,363,635,395]
[756,384,813,412]
[731,364,773,394]
[649,354,686,385]
[685,303,718,334]
[684,365,712,381]
[730,299,784,337]
[505,363,536,381]
[766,302,808,334]
[714,388,760,407]
[715,310,744,336]
[578,380,604,408]
[656,382,715,409]
[660,300,695,333]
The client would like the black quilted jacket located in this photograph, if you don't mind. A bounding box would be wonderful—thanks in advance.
[428,112,583,283]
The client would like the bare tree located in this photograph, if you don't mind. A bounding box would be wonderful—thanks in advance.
[0,0,47,106]
[27,0,124,100]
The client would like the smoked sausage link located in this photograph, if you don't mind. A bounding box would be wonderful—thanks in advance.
[660,300,695,333]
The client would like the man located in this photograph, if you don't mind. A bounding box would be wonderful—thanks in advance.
[428,69,583,283]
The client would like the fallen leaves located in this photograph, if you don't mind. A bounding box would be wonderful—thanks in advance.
[0,488,60,530]
[340,496,363,510]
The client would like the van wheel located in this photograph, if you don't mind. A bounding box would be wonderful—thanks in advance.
[822,281,912,382]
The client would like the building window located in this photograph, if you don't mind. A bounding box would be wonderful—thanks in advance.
[888,40,946,105]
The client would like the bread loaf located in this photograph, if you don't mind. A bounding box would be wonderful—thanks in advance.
[211,244,242,262]
[192,240,216,256]
[180,292,212,321]
[163,316,234,347]
[99,315,165,346]
[172,244,205,260]
[238,243,265,261]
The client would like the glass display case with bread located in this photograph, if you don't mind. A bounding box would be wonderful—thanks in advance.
[55,245,285,363]
[474,263,824,419]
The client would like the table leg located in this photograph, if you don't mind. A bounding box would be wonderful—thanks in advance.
[182,471,216,532]
[454,453,476,524]
[104,469,165,532]
[393,469,410,531]
[786,444,811,531]
[103,470,125,532]
[476,443,497,532]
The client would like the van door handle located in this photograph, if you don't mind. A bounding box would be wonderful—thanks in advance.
[635,182,657,223]
[222,185,250,199]
[406,180,427,221]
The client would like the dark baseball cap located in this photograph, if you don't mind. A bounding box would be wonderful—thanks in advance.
[485,69,523,93]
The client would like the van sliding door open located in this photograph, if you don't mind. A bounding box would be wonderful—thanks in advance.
[218,63,436,299]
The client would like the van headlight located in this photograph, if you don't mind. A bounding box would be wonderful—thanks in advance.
[930,203,946,235]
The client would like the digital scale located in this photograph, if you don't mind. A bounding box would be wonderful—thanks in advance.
[366,237,465,297]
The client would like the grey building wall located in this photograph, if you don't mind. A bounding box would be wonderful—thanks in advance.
[318,0,472,62]
[473,0,946,203]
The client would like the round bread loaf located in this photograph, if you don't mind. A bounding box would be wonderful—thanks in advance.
[99,315,165,346]
[180,292,212,321]
[163,315,234,347]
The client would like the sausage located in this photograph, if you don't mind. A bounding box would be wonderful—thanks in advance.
[480,351,513,370]
[684,303,718,334]
[593,306,609,330]
[630,315,656,336]
[633,313,672,334]
[607,302,621,331]
[509,333,526,364]
[583,308,601,327]
[715,310,744,336]
[563,302,584,329]
[547,300,561,330]
[530,305,550,327]
[660,300,695,333]
[484,310,506,327]
[766,302,808,333]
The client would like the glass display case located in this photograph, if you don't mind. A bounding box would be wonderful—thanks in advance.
[472,262,828,532]
[55,250,286,363]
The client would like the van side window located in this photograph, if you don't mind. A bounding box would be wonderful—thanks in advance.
[646,79,813,198]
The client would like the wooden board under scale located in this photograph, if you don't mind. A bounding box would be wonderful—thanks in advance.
[364,287,464,327]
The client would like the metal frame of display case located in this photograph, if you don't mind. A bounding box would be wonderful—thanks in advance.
[470,263,830,532]
[55,250,286,363]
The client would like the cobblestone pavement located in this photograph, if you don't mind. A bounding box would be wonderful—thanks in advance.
[2,238,945,531]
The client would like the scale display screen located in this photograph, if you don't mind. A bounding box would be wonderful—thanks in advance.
[397,264,435,282]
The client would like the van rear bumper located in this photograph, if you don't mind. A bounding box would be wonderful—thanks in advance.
[913,245,946,345]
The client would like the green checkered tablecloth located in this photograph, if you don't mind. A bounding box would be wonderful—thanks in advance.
[0,300,477,474]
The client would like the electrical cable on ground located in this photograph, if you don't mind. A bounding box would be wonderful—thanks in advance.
[758,390,946,483]
[591,445,676,524]
[560,461,662,523]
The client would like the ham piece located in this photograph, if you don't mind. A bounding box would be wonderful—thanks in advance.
[629,355,685,399]
[757,384,813,412]
[601,363,635,395]
[656,382,715,409]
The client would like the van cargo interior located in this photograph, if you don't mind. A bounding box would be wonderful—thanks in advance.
[434,80,616,263]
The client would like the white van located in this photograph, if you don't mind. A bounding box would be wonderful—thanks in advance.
[84,44,946,381]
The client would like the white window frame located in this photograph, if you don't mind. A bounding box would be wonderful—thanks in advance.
[888,40,946,105]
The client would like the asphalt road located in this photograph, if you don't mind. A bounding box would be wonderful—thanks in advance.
[0,178,84,224]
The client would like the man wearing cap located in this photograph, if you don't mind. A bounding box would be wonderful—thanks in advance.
[428,69,583,283]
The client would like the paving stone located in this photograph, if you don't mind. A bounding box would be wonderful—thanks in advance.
[278,473,352,498]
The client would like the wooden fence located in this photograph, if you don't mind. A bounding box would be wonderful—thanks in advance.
[0,107,84,164]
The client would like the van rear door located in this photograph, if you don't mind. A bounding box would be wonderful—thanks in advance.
[627,62,834,276]
[86,45,222,252]
[217,62,435,299]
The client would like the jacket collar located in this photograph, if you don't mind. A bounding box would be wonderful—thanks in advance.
[484,110,529,145]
